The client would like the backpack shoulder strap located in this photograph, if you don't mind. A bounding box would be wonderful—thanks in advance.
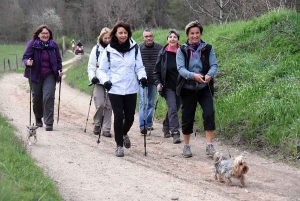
[107,51,110,63]
[134,44,138,60]
[96,45,100,66]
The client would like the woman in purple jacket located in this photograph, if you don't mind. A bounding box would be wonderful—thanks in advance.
[23,25,63,131]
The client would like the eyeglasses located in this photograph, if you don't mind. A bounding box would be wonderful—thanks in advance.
[40,32,49,35]
[144,35,153,38]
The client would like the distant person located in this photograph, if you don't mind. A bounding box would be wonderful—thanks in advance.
[97,21,147,157]
[155,30,181,143]
[138,28,163,135]
[176,20,218,158]
[22,24,63,131]
[87,27,113,137]
[77,40,83,47]
[71,39,76,52]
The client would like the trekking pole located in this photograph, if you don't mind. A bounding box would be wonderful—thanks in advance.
[148,93,159,136]
[143,88,147,156]
[84,84,95,132]
[97,89,108,144]
[29,59,32,126]
[207,83,231,158]
[57,70,62,124]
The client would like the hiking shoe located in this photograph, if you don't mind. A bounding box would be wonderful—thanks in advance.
[93,126,100,135]
[171,130,181,144]
[162,128,171,138]
[140,128,147,135]
[116,146,124,157]
[102,131,112,137]
[206,144,216,156]
[36,118,43,127]
[147,126,154,131]
[45,124,53,131]
[183,144,192,158]
[123,135,131,149]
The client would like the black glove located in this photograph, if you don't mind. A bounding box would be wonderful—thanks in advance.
[91,76,99,84]
[103,81,112,91]
[139,77,147,88]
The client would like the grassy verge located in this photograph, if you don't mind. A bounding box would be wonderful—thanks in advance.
[0,113,62,200]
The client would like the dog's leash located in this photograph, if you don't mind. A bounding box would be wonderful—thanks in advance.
[207,82,232,158]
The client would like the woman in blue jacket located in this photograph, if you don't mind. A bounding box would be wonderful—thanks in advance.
[23,25,63,131]
[176,20,218,158]
[98,21,147,157]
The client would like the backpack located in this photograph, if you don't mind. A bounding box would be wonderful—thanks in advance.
[96,45,100,67]
[107,44,139,62]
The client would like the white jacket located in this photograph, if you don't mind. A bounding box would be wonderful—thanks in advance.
[97,38,147,95]
[87,44,106,84]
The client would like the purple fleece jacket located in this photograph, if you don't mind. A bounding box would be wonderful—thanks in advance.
[22,39,62,82]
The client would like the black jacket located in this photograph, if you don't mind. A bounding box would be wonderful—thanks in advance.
[139,42,163,85]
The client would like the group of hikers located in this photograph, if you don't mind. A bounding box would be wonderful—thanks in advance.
[22,20,218,158]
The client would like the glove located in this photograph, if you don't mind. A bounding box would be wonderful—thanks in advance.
[139,77,147,88]
[103,81,112,91]
[91,76,99,84]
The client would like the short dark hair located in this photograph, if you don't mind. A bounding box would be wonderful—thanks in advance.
[32,25,53,40]
[110,21,132,40]
[167,29,180,40]
[185,20,203,35]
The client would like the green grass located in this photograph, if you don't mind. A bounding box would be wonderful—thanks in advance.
[0,44,26,71]
[64,8,300,162]
[0,113,62,201]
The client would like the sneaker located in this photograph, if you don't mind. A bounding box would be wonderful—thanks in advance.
[102,131,112,137]
[171,131,181,144]
[140,128,147,135]
[45,124,53,131]
[206,144,216,156]
[116,146,124,157]
[183,144,192,158]
[162,128,171,138]
[36,118,43,127]
[93,126,100,135]
[147,126,154,131]
[123,135,131,149]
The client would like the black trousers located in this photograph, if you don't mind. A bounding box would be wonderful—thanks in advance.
[109,93,137,147]
[180,87,215,134]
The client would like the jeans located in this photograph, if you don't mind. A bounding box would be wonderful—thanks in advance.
[139,85,157,129]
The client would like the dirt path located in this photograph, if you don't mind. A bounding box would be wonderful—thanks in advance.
[0,57,299,201]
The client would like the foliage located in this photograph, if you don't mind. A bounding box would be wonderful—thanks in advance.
[0,45,26,71]
[0,113,62,201]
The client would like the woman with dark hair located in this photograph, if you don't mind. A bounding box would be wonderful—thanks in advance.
[176,20,218,158]
[97,21,147,157]
[22,25,63,131]
[87,27,113,137]
[155,29,181,144]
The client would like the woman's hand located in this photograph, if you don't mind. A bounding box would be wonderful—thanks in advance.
[27,58,33,66]
[204,74,211,83]
[194,74,205,83]
[58,70,64,77]
[157,83,163,91]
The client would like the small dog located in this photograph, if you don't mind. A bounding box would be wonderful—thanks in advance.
[212,152,249,187]
[27,124,38,145]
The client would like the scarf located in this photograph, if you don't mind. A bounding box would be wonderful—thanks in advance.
[110,36,131,53]
[39,39,50,49]
[100,40,108,48]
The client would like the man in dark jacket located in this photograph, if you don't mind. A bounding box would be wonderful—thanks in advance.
[139,28,163,135]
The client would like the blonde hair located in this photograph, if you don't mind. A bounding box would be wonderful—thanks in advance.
[185,20,203,35]
[97,27,111,44]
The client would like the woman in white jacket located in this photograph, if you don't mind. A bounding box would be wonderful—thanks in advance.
[87,27,113,137]
[97,21,147,157]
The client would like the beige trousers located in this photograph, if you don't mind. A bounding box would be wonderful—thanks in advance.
[93,84,112,132]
